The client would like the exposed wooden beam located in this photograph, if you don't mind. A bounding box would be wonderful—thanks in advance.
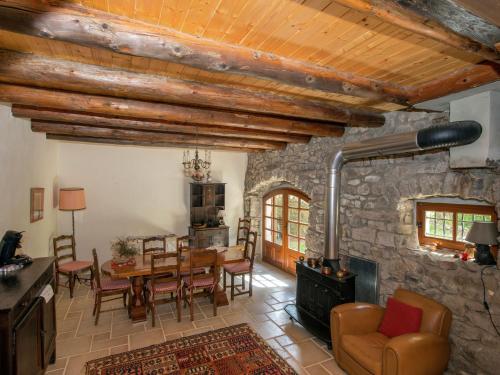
[333,0,499,62]
[408,62,500,104]
[0,49,385,126]
[0,2,409,104]
[0,84,346,137]
[12,105,310,144]
[31,121,286,150]
[46,134,259,153]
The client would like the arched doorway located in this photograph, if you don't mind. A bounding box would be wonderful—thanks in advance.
[262,188,310,274]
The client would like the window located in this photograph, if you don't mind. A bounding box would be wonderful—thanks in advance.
[264,193,283,246]
[287,195,309,254]
[417,202,497,250]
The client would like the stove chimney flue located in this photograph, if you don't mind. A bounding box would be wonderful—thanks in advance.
[325,121,482,260]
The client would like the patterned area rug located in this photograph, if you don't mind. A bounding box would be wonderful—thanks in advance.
[85,323,297,374]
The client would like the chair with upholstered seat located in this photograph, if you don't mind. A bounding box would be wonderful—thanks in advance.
[53,235,93,298]
[331,288,452,375]
[222,231,257,300]
[146,251,182,327]
[92,249,131,325]
[183,248,218,321]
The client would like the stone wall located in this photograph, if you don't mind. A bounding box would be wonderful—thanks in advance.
[244,111,500,375]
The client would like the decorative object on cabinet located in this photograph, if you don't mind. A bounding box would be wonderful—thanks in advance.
[0,257,57,375]
[189,183,228,248]
[30,187,44,223]
[466,221,498,265]
[182,148,211,182]
[58,187,86,249]
[217,209,226,226]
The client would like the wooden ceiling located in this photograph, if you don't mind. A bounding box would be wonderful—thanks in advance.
[0,0,498,151]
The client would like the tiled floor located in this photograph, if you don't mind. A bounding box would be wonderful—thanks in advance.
[47,261,345,375]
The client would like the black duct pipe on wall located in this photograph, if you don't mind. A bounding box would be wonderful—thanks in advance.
[325,121,482,261]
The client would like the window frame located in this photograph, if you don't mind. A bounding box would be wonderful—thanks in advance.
[263,188,310,254]
[416,202,497,251]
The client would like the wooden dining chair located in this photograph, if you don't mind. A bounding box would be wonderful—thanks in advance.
[223,231,257,300]
[146,252,182,327]
[236,218,251,246]
[53,235,93,298]
[177,236,206,278]
[183,249,219,321]
[142,236,166,256]
[92,249,131,325]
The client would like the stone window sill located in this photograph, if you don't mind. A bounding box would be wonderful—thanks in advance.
[412,245,477,263]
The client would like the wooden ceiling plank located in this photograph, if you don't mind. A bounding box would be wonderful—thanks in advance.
[408,62,500,104]
[332,0,499,63]
[0,84,345,137]
[12,105,311,144]
[31,121,285,150]
[0,49,385,126]
[0,2,410,104]
[46,134,261,152]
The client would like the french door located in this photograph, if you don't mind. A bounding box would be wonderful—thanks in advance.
[263,189,310,274]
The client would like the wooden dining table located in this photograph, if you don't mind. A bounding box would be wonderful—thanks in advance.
[101,245,245,322]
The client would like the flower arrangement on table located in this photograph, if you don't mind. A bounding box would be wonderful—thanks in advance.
[111,237,139,270]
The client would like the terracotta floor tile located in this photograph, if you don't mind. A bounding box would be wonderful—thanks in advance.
[110,344,129,355]
[46,357,67,372]
[250,321,285,340]
[111,320,146,338]
[65,349,109,375]
[280,321,314,342]
[320,359,346,375]
[56,335,92,358]
[92,335,128,351]
[305,364,331,375]
[193,316,225,328]
[267,310,293,326]
[284,340,331,367]
[129,328,165,350]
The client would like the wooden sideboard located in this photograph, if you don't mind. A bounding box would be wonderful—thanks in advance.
[0,257,57,375]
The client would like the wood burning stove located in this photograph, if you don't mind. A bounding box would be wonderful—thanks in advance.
[285,260,355,348]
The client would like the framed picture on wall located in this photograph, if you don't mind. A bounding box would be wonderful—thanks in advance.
[30,187,44,223]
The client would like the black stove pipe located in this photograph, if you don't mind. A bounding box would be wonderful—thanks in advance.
[325,121,482,261]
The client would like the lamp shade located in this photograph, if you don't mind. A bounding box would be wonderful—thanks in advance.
[465,222,498,245]
[59,188,86,211]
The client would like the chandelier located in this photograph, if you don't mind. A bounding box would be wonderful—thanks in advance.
[182,148,211,182]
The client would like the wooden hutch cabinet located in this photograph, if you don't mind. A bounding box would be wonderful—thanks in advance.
[188,183,229,248]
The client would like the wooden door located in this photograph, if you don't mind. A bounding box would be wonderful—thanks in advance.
[263,189,310,274]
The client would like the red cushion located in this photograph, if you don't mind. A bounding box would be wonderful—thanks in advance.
[378,297,423,338]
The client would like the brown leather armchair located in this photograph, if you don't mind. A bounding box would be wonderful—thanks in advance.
[331,289,452,375]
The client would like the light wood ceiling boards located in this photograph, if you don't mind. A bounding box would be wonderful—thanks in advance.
[0,0,498,151]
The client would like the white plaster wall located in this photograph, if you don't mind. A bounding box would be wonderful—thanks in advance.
[57,142,247,262]
[450,90,500,167]
[0,104,59,258]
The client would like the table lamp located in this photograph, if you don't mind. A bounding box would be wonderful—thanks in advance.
[465,222,498,265]
[59,188,86,247]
